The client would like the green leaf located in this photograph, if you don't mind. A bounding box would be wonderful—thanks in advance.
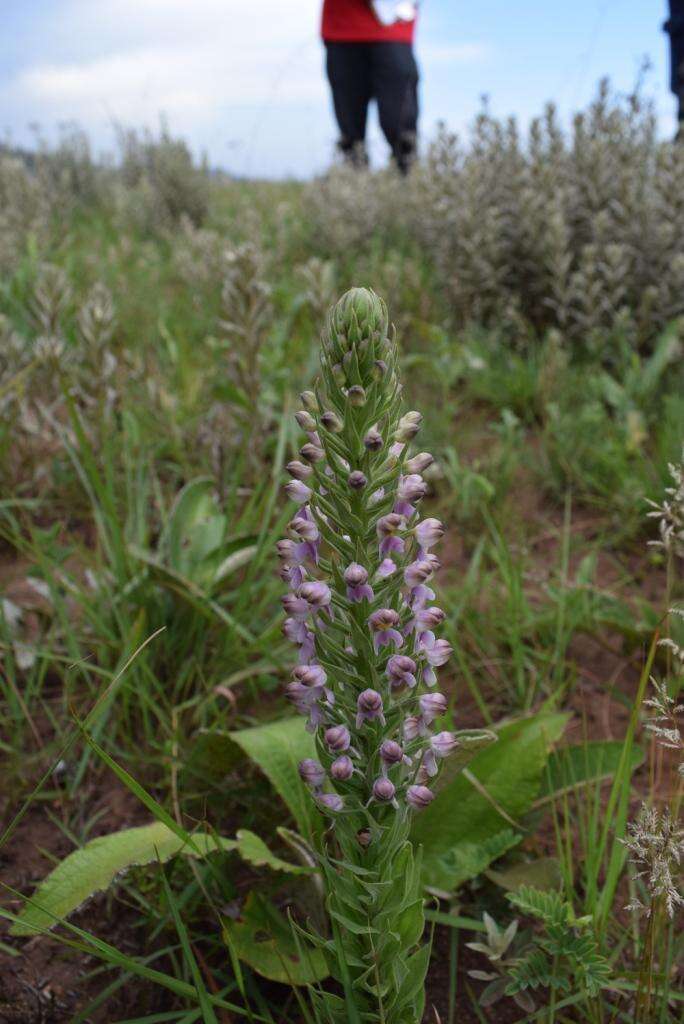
[487,857,561,893]
[229,717,319,839]
[412,714,567,891]
[537,740,644,804]
[224,893,328,985]
[12,822,236,936]
[235,829,310,875]
[166,477,226,579]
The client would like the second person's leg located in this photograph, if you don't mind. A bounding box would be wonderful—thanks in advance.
[371,42,419,172]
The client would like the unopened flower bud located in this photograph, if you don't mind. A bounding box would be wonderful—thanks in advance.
[321,410,343,433]
[300,390,318,411]
[330,755,354,781]
[394,411,422,442]
[325,725,351,751]
[300,442,325,464]
[347,385,366,406]
[299,759,326,789]
[379,740,405,766]
[357,828,372,847]
[407,784,434,810]
[405,452,434,475]
[348,470,367,490]
[295,410,317,432]
[364,426,383,451]
[318,793,344,812]
[287,460,312,481]
[372,777,396,802]
[373,359,388,380]
[356,689,385,728]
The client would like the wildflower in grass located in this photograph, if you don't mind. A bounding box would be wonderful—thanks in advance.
[276,287,494,1022]
[646,449,684,558]
[623,806,684,918]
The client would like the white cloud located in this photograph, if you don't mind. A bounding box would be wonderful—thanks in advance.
[4,0,331,176]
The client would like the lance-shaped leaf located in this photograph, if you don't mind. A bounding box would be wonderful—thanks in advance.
[412,714,567,891]
[11,822,236,937]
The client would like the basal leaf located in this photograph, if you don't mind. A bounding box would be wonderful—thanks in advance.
[224,893,328,985]
[235,829,310,875]
[412,714,567,891]
[12,822,236,936]
[229,717,319,839]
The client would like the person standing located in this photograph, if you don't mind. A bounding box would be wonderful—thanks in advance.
[321,1,419,172]
[665,0,684,129]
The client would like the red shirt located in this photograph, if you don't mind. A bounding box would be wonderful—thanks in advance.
[321,0,416,43]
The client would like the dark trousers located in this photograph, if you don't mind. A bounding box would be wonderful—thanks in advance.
[325,41,419,171]
[665,0,684,118]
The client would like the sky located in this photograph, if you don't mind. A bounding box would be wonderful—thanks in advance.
[0,1,676,179]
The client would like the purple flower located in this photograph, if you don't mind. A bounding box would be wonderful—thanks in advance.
[282,594,311,621]
[372,777,396,803]
[348,470,367,490]
[330,755,354,781]
[318,793,344,813]
[295,410,317,432]
[404,558,438,588]
[300,442,325,464]
[376,513,405,557]
[356,689,386,729]
[289,514,319,543]
[285,480,312,505]
[414,606,446,633]
[344,563,374,603]
[386,654,417,689]
[414,518,444,553]
[364,426,383,451]
[369,486,385,506]
[368,608,403,652]
[298,759,326,789]
[388,441,405,462]
[299,580,332,611]
[394,474,427,517]
[419,634,453,685]
[325,724,351,751]
[376,558,397,579]
[405,452,434,474]
[403,715,422,741]
[406,784,434,810]
[419,692,447,724]
[379,740,411,772]
[287,460,313,481]
[422,730,459,777]
[321,410,343,433]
